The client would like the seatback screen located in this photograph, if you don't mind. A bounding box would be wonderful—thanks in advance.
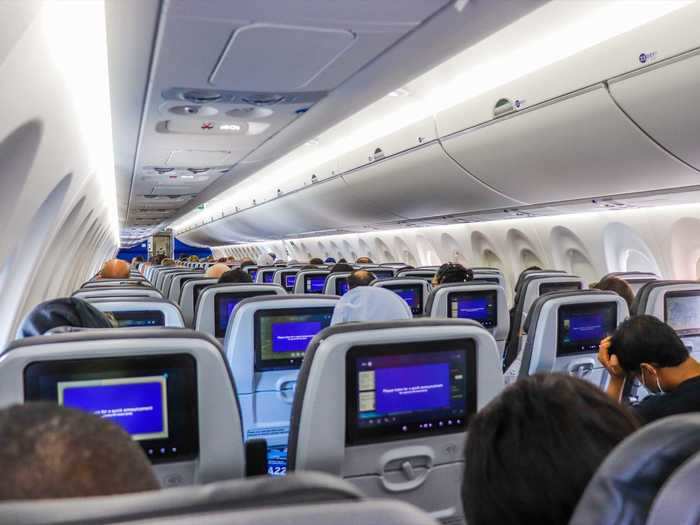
[664,291,700,332]
[557,302,617,356]
[447,291,497,328]
[110,310,165,328]
[472,277,500,285]
[281,272,297,292]
[335,278,349,296]
[24,354,198,463]
[254,307,334,371]
[401,272,435,282]
[304,274,327,293]
[371,270,394,280]
[384,284,423,315]
[262,270,275,284]
[214,291,276,338]
[539,281,582,296]
[248,269,258,280]
[346,339,476,445]
[192,283,212,310]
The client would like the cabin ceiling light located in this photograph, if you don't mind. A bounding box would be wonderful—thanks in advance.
[43,0,119,241]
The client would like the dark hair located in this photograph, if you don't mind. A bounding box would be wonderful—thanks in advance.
[329,263,354,274]
[20,298,114,337]
[309,257,324,265]
[591,276,635,309]
[462,374,639,525]
[348,270,375,289]
[218,268,253,284]
[217,257,227,263]
[338,258,347,264]
[609,315,689,372]
[435,263,473,284]
[0,403,159,500]
[356,256,373,264]
[239,259,255,269]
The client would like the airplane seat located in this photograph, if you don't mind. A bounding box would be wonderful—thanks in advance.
[425,282,509,354]
[364,267,397,281]
[80,278,151,289]
[180,278,218,328]
[604,271,660,295]
[255,266,279,284]
[569,414,700,525]
[73,287,164,301]
[155,269,184,292]
[372,278,433,316]
[167,272,204,304]
[244,265,259,281]
[503,274,586,370]
[0,471,370,525]
[162,270,194,298]
[273,269,300,293]
[0,328,246,487]
[512,269,566,297]
[89,297,185,328]
[470,270,507,291]
[323,272,352,296]
[293,270,331,294]
[224,295,339,476]
[194,283,287,339]
[646,449,700,525]
[287,319,503,523]
[504,290,628,387]
[395,269,436,282]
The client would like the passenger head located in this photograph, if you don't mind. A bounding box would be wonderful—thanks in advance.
[205,262,230,279]
[331,286,412,325]
[338,258,347,264]
[188,255,199,262]
[309,257,324,265]
[324,257,336,264]
[433,263,473,286]
[130,256,143,266]
[608,315,690,392]
[217,257,227,263]
[462,374,639,525]
[99,259,130,279]
[0,403,159,500]
[161,258,176,267]
[257,253,274,266]
[218,268,253,284]
[240,259,255,269]
[348,269,375,289]
[355,256,373,264]
[20,298,114,337]
[329,262,354,274]
[591,276,635,309]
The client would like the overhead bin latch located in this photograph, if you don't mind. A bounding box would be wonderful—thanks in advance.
[493,98,516,118]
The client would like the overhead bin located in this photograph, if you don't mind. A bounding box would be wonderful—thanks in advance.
[341,142,522,219]
[608,50,700,171]
[440,86,700,205]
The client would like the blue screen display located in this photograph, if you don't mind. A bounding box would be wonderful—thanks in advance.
[305,275,326,293]
[60,377,168,440]
[214,291,274,338]
[284,274,296,291]
[372,270,394,280]
[387,285,422,314]
[448,291,497,328]
[557,303,617,355]
[262,271,275,283]
[336,278,349,296]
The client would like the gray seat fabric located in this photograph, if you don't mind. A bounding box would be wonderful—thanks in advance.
[569,414,700,525]
[0,472,363,525]
[646,450,700,525]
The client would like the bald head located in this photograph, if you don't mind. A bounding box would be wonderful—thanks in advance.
[348,270,375,289]
[205,262,230,279]
[100,259,130,279]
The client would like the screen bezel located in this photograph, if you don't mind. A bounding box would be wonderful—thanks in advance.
[664,290,700,332]
[213,291,277,338]
[446,290,498,328]
[110,310,165,328]
[556,302,618,356]
[23,354,199,464]
[253,307,334,371]
[383,283,423,315]
[345,339,477,446]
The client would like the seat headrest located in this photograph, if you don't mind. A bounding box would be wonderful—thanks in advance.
[570,414,700,525]
[646,450,700,525]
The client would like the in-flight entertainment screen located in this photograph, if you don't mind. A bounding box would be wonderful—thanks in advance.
[384,284,423,315]
[335,278,349,296]
[557,302,617,355]
[447,291,497,328]
[110,310,165,328]
[254,307,334,371]
[214,291,276,338]
[346,339,476,445]
[665,291,700,332]
[304,274,327,293]
[539,281,582,296]
[24,354,198,463]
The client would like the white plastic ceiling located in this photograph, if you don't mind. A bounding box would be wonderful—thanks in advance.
[109,0,548,246]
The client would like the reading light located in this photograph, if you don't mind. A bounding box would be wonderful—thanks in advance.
[43,0,119,242]
[171,1,691,234]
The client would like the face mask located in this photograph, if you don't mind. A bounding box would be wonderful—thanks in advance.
[641,367,666,396]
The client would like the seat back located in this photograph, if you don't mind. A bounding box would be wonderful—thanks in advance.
[255,266,279,284]
[224,295,339,475]
[396,269,436,282]
[0,472,367,525]
[154,268,183,291]
[274,269,300,293]
[372,278,433,316]
[503,274,586,370]
[606,271,660,294]
[426,282,509,353]
[81,278,148,288]
[90,298,185,328]
[647,449,700,525]
[194,284,286,339]
[505,290,628,387]
[162,270,195,298]
[513,269,566,296]
[167,272,204,303]
[293,270,331,294]
[73,287,164,301]
[288,319,503,522]
[363,267,396,281]
[0,328,245,486]
[570,414,700,525]
[471,270,507,290]
[324,272,351,296]
[180,278,218,327]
